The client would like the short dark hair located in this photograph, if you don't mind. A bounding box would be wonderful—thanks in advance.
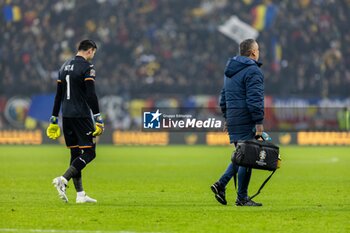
[78,40,97,51]
[239,39,256,57]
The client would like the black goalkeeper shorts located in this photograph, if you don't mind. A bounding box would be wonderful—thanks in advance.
[62,117,95,148]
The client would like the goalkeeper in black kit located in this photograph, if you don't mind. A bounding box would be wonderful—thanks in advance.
[46,40,104,203]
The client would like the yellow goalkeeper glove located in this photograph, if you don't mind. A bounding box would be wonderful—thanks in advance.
[92,113,104,136]
[46,116,61,140]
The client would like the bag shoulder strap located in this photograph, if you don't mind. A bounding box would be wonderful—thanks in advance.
[233,169,276,200]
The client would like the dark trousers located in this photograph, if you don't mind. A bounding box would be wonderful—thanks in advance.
[218,162,252,200]
[218,141,252,200]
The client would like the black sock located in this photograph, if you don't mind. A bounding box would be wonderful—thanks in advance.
[63,166,78,181]
[73,177,83,192]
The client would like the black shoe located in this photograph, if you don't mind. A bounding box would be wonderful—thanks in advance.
[235,198,262,207]
[211,182,227,205]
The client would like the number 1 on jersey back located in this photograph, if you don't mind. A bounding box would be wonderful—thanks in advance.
[65,75,70,100]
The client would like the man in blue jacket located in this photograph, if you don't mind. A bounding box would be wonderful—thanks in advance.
[211,39,264,206]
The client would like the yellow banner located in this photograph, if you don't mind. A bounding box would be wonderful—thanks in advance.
[0,130,42,144]
[113,131,169,145]
[206,132,230,145]
[298,132,350,145]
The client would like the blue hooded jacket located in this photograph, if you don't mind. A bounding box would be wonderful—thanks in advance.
[220,56,264,142]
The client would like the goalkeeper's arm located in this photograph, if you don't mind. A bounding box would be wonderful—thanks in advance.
[85,80,104,136]
[52,80,63,117]
[47,81,63,140]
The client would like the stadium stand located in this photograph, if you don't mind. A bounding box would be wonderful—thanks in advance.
[1,0,349,98]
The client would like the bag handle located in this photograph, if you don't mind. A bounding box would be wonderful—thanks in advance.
[233,169,276,200]
[254,135,265,141]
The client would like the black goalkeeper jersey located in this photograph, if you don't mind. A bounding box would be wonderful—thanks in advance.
[58,56,96,118]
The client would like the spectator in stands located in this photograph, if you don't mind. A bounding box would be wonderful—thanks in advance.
[1,0,349,98]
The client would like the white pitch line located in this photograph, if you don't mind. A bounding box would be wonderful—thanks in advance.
[330,157,339,163]
[287,157,340,164]
[0,229,166,233]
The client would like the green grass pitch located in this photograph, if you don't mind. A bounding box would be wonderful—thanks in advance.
[0,145,349,233]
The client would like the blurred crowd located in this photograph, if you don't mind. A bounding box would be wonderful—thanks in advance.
[1,0,350,98]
